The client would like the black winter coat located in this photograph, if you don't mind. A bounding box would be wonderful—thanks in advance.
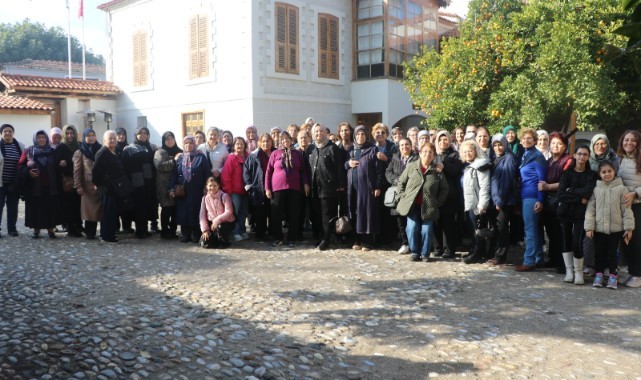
[434,147,464,210]
[309,142,346,198]
[243,148,270,206]
[556,166,596,222]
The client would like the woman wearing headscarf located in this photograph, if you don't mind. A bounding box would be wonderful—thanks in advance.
[536,130,552,160]
[169,135,211,243]
[503,125,525,163]
[243,133,274,240]
[589,134,619,173]
[265,131,310,247]
[121,127,157,239]
[115,127,128,158]
[92,131,127,243]
[154,131,182,239]
[346,125,384,251]
[54,125,82,237]
[18,130,61,238]
[432,130,464,259]
[222,130,234,154]
[245,125,258,154]
[72,128,103,240]
[199,126,228,178]
[386,138,418,255]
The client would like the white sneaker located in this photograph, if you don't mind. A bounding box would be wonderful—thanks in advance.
[625,276,641,288]
[232,234,243,242]
[397,245,410,254]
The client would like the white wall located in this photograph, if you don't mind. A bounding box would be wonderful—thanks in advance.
[351,79,423,127]
[0,114,52,146]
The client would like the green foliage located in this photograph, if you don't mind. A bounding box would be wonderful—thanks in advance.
[404,0,641,132]
[0,19,104,65]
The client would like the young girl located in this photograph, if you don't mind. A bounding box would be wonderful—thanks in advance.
[584,161,635,289]
[199,177,235,248]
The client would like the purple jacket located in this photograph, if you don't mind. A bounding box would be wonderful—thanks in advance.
[265,148,309,192]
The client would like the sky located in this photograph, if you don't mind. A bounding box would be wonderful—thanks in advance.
[0,0,471,61]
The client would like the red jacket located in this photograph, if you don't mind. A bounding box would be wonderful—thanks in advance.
[221,152,247,195]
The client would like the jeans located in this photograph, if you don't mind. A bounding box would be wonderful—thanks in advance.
[0,185,19,233]
[406,208,434,257]
[522,198,543,266]
[231,193,248,236]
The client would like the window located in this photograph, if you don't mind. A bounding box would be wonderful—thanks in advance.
[275,3,299,74]
[357,0,383,19]
[189,14,209,79]
[318,14,339,79]
[132,30,148,87]
[182,112,204,138]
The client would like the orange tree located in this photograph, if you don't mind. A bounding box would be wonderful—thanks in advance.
[404,0,641,132]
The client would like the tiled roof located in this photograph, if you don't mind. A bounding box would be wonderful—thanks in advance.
[1,59,105,74]
[0,95,53,111]
[0,74,120,95]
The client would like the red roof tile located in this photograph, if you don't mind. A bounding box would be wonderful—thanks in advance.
[0,74,120,95]
[0,95,53,111]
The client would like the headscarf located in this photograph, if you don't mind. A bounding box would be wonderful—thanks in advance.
[417,130,429,143]
[182,135,198,182]
[62,125,80,153]
[353,125,372,150]
[134,127,153,152]
[246,125,258,152]
[435,130,451,155]
[79,128,102,161]
[115,127,128,154]
[502,125,521,155]
[491,133,510,166]
[536,130,551,160]
[29,130,53,169]
[589,133,612,172]
[49,127,63,149]
[161,131,182,158]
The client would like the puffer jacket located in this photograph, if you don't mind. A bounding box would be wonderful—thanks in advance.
[584,177,635,234]
[199,190,235,232]
[618,156,641,202]
[462,157,491,213]
[396,160,449,220]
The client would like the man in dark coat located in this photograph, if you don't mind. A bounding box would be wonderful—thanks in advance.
[309,123,346,250]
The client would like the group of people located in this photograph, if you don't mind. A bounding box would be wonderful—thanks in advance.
[1,120,639,289]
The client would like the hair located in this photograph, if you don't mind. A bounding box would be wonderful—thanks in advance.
[206,126,220,135]
[371,122,389,137]
[407,126,420,135]
[287,124,299,133]
[194,130,206,139]
[575,144,590,154]
[206,176,221,188]
[458,140,484,162]
[549,131,568,147]
[337,122,353,143]
[103,130,116,143]
[258,133,274,149]
[222,130,234,139]
[312,123,325,134]
[232,136,247,150]
[398,137,412,148]
[519,127,537,141]
[279,131,292,141]
[1,124,15,133]
[419,141,436,154]
[617,129,641,173]
[596,160,616,180]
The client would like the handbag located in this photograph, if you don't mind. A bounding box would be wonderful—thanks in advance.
[384,186,400,207]
[174,184,186,198]
[110,175,134,198]
[475,214,495,240]
[334,197,352,235]
[62,176,74,193]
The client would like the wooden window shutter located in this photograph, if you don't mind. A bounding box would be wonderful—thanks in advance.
[275,3,287,72]
[329,17,338,79]
[139,31,148,86]
[198,15,209,77]
[287,6,298,73]
[319,15,328,77]
[318,14,338,79]
[275,3,298,74]
[189,16,199,79]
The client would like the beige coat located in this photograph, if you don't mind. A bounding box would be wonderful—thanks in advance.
[73,150,102,222]
[585,177,634,234]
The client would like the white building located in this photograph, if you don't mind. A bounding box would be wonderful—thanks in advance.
[98,0,451,142]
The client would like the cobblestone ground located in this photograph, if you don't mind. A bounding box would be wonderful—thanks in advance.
[2,211,641,379]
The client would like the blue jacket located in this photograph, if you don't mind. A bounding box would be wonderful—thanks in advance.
[519,147,547,202]
[491,151,519,207]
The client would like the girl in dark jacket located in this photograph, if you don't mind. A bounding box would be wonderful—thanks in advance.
[243,133,273,240]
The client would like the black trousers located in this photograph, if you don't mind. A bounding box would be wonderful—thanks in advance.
[271,190,302,241]
[541,205,563,268]
[434,210,458,253]
[594,231,623,275]
[100,193,119,241]
[488,205,512,261]
[201,221,233,248]
[160,206,177,234]
[311,196,338,241]
[252,201,271,239]
[396,215,408,246]
[561,219,585,259]
[624,204,641,276]
[84,221,98,239]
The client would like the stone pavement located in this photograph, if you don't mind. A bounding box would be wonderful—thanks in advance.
[1,219,641,379]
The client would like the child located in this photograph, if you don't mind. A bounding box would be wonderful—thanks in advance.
[584,161,635,289]
[199,177,235,248]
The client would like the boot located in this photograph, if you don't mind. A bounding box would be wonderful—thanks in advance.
[573,257,585,285]
[562,252,574,283]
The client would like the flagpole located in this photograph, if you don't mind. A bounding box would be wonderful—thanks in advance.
[80,0,86,80]
[66,0,72,78]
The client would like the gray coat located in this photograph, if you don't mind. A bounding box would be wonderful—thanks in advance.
[153,149,176,207]
[462,157,491,213]
[396,160,449,220]
[585,177,635,234]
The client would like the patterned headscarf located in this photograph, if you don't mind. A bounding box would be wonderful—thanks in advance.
[62,125,80,153]
[182,135,198,182]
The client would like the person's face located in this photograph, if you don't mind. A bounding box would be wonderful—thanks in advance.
[521,133,535,148]
[505,130,516,143]
[183,140,195,152]
[599,165,616,182]
[247,129,257,140]
[408,131,418,144]
[165,135,176,148]
[550,138,566,155]
[298,133,310,148]
[476,130,489,148]
[105,134,117,149]
[281,135,292,149]
[455,129,465,143]
[466,126,477,135]
[537,134,549,149]
[419,135,429,146]
[429,130,437,143]
[195,133,205,146]
[574,148,589,165]
[65,129,76,142]
[373,128,387,143]
[85,132,96,144]
[234,140,245,154]
[339,125,352,141]
[622,133,638,155]
[493,142,504,156]
[313,126,327,143]
[593,139,608,156]
[438,135,450,151]
[399,140,412,156]
[271,131,279,141]
[51,134,62,145]
[2,128,14,143]
[207,180,220,195]
[420,146,435,164]
[461,145,477,162]
[392,129,403,143]
[136,130,149,143]
[260,136,273,152]
[223,133,233,145]
[288,127,298,140]
[116,132,126,143]
[208,130,218,145]
[35,134,47,146]
[355,131,367,145]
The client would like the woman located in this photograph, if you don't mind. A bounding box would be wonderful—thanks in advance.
[55,125,83,237]
[92,131,129,243]
[194,130,206,148]
[475,126,492,159]
[115,127,128,158]
[391,127,403,145]
[488,134,519,265]
[19,130,61,238]
[243,133,274,240]
[73,128,103,240]
[154,131,182,239]
[536,130,552,160]
[222,130,234,153]
[265,131,310,247]
[346,126,384,251]
[198,127,228,178]
[245,125,258,154]
[557,145,595,285]
[385,138,418,255]
[396,142,448,262]
[617,130,641,287]
[538,132,572,272]
[433,130,464,259]
[372,123,397,246]
[336,122,354,159]
[503,125,525,162]
[452,126,465,151]
[296,129,313,239]
[222,137,249,241]
[169,136,212,243]
[49,128,65,233]
[0,124,25,237]
[270,127,282,147]
[589,134,619,173]
[459,140,492,264]
[121,127,157,239]
[515,128,548,271]
[114,127,133,232]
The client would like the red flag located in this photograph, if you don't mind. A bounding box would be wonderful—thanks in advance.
[78,0,83,18]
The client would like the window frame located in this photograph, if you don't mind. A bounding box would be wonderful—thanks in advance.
[318,13,339,80]
[275,2,300,75]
